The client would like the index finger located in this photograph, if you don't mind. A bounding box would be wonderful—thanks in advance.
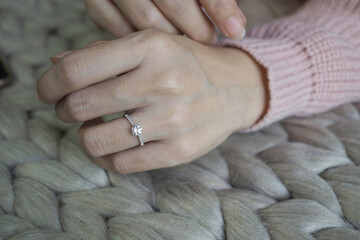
[200,0,246,40]
[37,33,146,104]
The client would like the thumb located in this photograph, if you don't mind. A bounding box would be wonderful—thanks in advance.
[200,0,246,40]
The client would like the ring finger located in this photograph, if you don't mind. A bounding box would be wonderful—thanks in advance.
[77,107,165,158]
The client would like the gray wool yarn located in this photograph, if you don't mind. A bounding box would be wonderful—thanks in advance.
[59,205,107,240]
[28,118,60,159]
[265,224,316,240]
[314,227,360,240]
[6,230,80,240]
[219,149,290,199]
[1,0,360,239]
[0,215,37,240]
[218,192,270,240]
[108,213,216,240]
[282,119,347,154]
[269,163,343,217]
[0,164,14,213]
[59,138,110,188]
[107,170,154,205]
[341,138,360,165]
[216,189,276,211]
[258,142,352,174]
[13,177,61,231]
[259,199,347,233]
[153,182,224,239]
[0,140,48,168]
[13,160,99,193]
[0,104,28,140]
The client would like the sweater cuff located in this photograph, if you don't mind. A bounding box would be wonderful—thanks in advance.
[219,37,314,133]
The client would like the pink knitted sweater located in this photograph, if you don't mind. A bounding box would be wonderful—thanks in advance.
[221,0,360,132]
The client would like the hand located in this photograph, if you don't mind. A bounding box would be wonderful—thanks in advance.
[84,0,247,43]
[37,29,267,174]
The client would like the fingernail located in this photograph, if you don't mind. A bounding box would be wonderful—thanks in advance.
[49,50,72,64]
[224,15,245,40]
[239,28,246,40]
[49,56,61,64]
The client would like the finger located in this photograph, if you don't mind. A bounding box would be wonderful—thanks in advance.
[77,109,162,158]
[49,51,72,64]
[55,69,148,122]
[49,40,109,64]
[84,0,136,37]
[94,109,229,174]
[93,140,176,174]
[112,0,179,34]
[37,35,145,104]
[153,0,217,44]
[199,0,246,40]
[81,40,109,48]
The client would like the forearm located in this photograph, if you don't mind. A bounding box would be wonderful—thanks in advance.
[220,0,360,132]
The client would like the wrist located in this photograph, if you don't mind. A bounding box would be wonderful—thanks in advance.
[234,49,269,131]
[197,44,269,133]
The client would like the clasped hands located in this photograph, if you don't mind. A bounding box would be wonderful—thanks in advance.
[37,0,268,174]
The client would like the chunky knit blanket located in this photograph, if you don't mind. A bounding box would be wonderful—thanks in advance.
[0,0,359,239]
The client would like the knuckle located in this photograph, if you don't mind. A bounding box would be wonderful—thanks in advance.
[139,8,160,28]
[148,32,172,49]
[129,29,174,53]
[127,29,158,45]
[56,55,81,91]
[63,92,93,122]
[145,30,174,51]
[168,106,187,130]
[157,72,184,95]
[193,28,216,43]
[78,128,105,157]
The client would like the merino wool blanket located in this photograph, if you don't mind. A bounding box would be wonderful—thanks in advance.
[0,0,360,239]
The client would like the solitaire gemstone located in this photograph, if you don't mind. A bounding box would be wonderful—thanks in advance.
[132,125,142,136]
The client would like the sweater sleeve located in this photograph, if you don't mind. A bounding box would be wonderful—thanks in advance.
[220,0,360,132]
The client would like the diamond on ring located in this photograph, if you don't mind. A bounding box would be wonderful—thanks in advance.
[124,113,144,146]
[132,125,142,136]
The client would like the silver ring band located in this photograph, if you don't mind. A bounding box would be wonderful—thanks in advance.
[124,113,144,146]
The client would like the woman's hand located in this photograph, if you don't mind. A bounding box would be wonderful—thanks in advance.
[37,29,267,174]
[84,0,247,43]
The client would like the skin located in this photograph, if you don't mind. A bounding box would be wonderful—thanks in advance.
[83,0,247,42]
[38,29,268,174]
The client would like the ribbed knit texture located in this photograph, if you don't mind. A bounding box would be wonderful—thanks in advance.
[221,0,360,132]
